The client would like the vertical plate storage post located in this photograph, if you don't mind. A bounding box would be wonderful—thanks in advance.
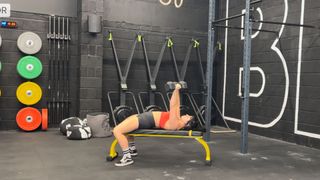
[241,0,253,154]
[204,0,216,141]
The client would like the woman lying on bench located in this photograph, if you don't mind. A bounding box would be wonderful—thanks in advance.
[113,83,195,167]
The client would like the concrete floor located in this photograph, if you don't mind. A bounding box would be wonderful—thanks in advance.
[0,129,319,180]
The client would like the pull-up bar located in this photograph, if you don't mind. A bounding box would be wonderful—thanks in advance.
[212,13,244,24]
[212,6,319,31]
[251,19,319,29]
[250,0,262,5]
[212,24,278,34]
[213,14,318,30]
[212,0,262,24]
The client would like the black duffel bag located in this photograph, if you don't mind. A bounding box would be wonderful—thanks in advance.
[66,125,92,140]
[59,117,84,135]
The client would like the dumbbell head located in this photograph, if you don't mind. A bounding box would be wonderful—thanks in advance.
[165,81,188,91]
[179,81,188,90]
[165,81,177,91]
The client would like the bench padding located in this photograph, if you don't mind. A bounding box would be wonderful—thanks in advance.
[129,129,203,136]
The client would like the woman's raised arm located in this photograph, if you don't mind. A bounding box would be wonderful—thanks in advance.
[169,83,181,121]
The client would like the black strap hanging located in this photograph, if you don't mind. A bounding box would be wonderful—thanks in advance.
[139,35,170,108]
[108,31,141,105]
[108,31,138,91]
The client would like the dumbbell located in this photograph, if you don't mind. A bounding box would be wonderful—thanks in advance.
[165,81,188,91]
[179,81,187,89]
[165,81,176,91]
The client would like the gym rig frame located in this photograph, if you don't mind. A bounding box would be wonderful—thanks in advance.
[211,0,319,153]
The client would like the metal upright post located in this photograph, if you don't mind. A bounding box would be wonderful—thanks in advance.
[241,0,253,154]
[205,0,216,141]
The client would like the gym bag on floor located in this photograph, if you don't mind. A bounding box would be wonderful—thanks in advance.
[59,117,84,135]
[66,125,92,140]
[86,112,112,138]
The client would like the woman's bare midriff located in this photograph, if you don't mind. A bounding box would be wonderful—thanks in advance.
[151,111,163,128]
[152,111,181,130]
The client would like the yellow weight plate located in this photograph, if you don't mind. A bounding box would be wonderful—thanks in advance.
[16,82,42,105]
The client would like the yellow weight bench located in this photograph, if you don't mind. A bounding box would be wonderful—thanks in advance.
[106,129,212,166]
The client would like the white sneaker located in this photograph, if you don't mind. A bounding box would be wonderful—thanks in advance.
[130,148,138,157]
[114,156,134,167]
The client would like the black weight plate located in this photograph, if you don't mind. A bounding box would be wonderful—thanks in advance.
[113,105,134,124]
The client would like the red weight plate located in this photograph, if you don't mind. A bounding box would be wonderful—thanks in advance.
[16,107,41,131]
[41,108,48,131]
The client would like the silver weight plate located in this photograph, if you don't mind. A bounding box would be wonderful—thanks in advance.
[17,32,42,55]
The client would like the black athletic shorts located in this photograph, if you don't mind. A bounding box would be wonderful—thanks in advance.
[137,112,155,129]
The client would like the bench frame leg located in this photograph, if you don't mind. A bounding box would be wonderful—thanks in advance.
[106,139,118,161]
[195,138,212,164]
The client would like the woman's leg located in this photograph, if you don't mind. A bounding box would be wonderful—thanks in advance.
[113,115,139,150]
[127,136,134,142]
[127,136,138,156]
[113,115,139,166]
[127,136,135,149]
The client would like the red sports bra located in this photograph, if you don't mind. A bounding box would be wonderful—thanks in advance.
[159,112,170,129]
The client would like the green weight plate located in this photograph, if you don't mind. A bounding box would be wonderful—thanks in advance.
[17,56,43,79]
[0,61,2,73]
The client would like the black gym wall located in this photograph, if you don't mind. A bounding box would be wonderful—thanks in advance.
[78,0,211,119]
[0,0,212,130]
[1,0,78,17]
[0,10,79,129]
[2,0,319,151]
[102,0,210,123]
[214,0,320,149]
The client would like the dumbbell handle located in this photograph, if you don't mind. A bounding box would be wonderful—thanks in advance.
[175,83,182,89]
[165,81,187,91]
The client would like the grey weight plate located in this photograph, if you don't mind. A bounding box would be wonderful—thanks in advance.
[17,32,42,54]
